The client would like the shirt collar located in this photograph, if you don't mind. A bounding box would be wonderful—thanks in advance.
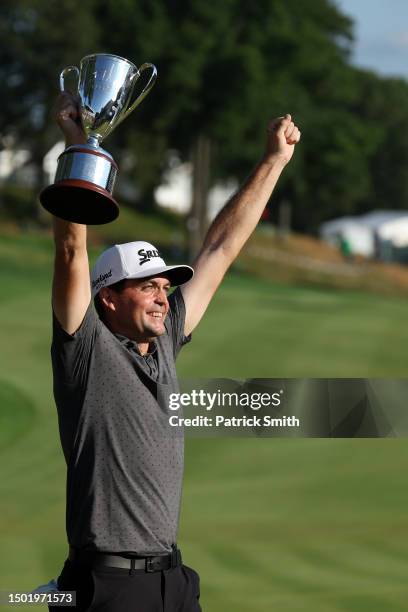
[114,333,157,357]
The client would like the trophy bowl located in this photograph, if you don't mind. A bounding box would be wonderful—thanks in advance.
[40,54,157,225]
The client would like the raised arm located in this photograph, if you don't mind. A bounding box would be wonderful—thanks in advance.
[181,114,301,336]
[52,93,90,335]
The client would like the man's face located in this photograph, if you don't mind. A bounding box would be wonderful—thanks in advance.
[105,276,171,341]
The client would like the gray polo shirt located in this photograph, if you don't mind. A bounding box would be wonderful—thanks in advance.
[51,287,190,555]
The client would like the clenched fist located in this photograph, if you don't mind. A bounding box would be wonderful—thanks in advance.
[264,114,301,165]
[54,92,86,146]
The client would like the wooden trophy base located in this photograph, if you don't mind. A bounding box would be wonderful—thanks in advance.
[40,179,119,225]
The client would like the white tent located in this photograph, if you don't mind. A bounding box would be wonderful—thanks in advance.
[320,216,374,257]
[320,210,408,261]
[378,217,408,247]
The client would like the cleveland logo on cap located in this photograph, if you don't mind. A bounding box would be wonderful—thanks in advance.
[92,269,112,289]
[138,248,160,266]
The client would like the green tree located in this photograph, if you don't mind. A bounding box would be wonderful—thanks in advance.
[0,0,99,216]
[3,0,408,235]
[94,0,359,243]
[353,72,408,212]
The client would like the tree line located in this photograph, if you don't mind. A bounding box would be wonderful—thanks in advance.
[1,0,408,235]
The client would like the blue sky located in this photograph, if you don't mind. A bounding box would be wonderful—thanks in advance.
[335,0,408,79]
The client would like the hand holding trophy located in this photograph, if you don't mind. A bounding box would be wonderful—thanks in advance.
[40,54,157,224]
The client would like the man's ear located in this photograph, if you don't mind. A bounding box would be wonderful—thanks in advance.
[99,287,117,312]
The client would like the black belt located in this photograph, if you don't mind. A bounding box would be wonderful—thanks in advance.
[69,544,182,572]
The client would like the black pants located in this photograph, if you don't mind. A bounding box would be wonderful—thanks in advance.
[48,559,202,612]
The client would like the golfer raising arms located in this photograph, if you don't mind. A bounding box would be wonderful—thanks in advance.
[48,92,300,612]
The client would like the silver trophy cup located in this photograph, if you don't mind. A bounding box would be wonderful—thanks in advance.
[40,54,157,224]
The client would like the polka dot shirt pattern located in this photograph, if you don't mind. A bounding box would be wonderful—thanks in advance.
[51,287,191,555]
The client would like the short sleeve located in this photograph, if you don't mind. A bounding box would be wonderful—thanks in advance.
[51,302,101,463]
[51,301,100,405]
[165,287,192,359]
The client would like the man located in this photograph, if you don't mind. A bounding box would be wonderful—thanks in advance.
[49,91,300,612]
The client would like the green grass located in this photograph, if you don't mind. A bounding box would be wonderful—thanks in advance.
[0,381,36,452]
[177,273,408,377]
[1,230,408,611]
[180,438,408,612]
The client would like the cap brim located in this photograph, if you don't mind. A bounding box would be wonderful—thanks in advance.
[126,264,194,286]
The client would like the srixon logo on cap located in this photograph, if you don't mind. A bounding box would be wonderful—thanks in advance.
[138,248,160,266]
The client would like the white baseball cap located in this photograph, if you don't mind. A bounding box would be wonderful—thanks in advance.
[91,241,194,298]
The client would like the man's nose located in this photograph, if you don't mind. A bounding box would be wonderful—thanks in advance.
[154,289,168,305]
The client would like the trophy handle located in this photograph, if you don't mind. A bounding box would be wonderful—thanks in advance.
[59,66,80,92]
[118,63,157,126]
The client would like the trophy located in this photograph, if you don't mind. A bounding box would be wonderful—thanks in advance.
[40,53,157,224]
